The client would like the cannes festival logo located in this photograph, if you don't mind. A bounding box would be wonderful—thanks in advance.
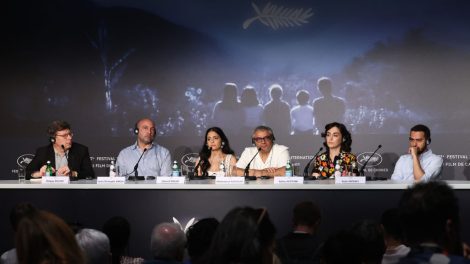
[17,154,35,168]
[357,152,382,167]
[181,153,199,167]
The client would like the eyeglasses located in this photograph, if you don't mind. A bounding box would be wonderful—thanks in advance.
[252,136,272,143]
[56,132,73,138]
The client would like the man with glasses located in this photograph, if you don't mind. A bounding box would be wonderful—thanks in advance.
[391,124,443,182]
[26,120,94,179]
[235,125,290,177]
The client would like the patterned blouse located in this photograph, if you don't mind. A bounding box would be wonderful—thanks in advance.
[312,151,358,179]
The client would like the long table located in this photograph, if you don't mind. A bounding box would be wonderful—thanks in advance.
[1,179,470,259]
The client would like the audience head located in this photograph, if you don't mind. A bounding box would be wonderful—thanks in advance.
[10,202,37,232]
[321,122,352,152]
[269,84,283,100]
[150,222,186,261]
[102,216,131,264]
[221,83,239,106]
[76,228,111,264]
[381,207,405,243]
[240,86,260,107]
[350,220,385,264]
[296,90,310,106]
[321,230,363,264]
[292,201,321,233]
[186,218,219,263]
[399,181,462,254]
[317,77,333,96]
[15,210,85,264]
[205,207,276,264]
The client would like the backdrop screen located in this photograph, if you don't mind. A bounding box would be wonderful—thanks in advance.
[2,0,470,179]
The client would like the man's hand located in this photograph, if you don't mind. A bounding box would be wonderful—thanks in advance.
[409,146,418,158]
[56,166,71,176]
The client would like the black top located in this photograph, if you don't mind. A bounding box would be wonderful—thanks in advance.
[25,142,95,180]
[276,232,321,264]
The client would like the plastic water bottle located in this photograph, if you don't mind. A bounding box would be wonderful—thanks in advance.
[285,160,293,177]
[45,161,53,176]
[172,160,180,177]
[109,160,116,177]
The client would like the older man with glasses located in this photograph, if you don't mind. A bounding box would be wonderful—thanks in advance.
[235,125,290,178]
[26,120,95,179]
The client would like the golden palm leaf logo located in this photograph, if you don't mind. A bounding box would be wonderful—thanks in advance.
[243,2,314,30]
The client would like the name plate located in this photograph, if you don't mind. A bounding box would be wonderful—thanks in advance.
[157,177,185,184]
[97,177,126,184]
[335,176,366,184]
[215,176,245,184]
[42,176,70,184]
[274,176,304,184]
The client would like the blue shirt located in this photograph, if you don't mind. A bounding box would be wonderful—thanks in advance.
[116,142,172,176]
[391,149,443,182]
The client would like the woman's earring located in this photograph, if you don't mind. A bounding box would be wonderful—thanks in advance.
[222,142,225,146]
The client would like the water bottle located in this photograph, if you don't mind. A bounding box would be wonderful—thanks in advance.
[172,160,180,177]
[45,160,53,176]
[109,160,116,177]
[285,160,293,177]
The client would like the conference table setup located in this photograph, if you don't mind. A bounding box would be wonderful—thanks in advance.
[2,176,470,258]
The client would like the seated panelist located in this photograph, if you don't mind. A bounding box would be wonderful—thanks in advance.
[311,122,358,179]
[26,120,95,179]
[235,126,290,177]
[116,118,172,177]
[195,127,237,177]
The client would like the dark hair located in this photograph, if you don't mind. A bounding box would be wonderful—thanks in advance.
[293,201,321,228]
[102,216,131,264]
[321,122,352,152]
[317,77,332,95]
[410,124,431,142]
[381,208,404,242]
[199,127,235,174]
[219,83,240,110]
[187,218,220,263]
[15,210,85,264]
[47,120,71,137]
[10,202,37,232]
[321,230,362,264]
[296,90,310,105]
[269,84,283,100]
[399,181,461,254]
[204,207,276,264]
[350,220,385,264]
[240,86,260,107]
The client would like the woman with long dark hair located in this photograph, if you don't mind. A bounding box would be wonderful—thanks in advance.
[312,122,358,179]
[196,127,237,176]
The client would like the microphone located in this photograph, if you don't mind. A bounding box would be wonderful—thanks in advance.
[128,148,147,181]
[303,147,323,177]
[61,145,72,177]
[359,144,382,176]
[245,147,261,178]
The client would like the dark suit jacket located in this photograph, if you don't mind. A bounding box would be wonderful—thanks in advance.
[25,143,95,180]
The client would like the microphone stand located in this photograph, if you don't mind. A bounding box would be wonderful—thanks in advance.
[129,148,147,181]
[359,145,382,176]
[303,147,323,180]
[244,148,261,180]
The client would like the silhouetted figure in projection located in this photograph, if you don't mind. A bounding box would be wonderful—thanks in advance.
[211,83,244,135]
[240,86,264,135]
[312,77,345,132]
[263,84,291,138]
[290,90,314,135]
